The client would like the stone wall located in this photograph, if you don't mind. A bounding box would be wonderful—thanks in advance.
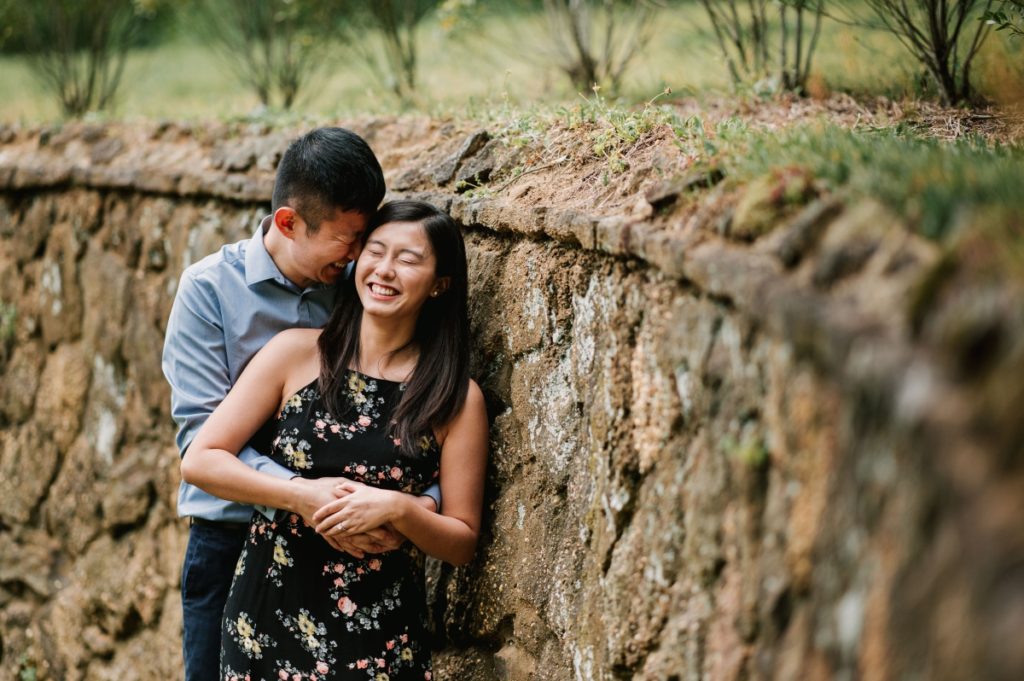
[0,120,1022,681]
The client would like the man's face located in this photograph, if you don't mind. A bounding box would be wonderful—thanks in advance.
[288,208,368,287]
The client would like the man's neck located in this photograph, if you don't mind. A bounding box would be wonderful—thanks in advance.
[262,217,309,289]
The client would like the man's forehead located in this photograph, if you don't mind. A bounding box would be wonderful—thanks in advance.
[321,208,369,234]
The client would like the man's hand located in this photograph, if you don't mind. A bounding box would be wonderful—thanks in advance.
[337,526,406,557]
[289,477,362,553]
[291,477,407,556]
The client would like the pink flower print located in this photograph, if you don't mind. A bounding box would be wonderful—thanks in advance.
[358,415,372,427]
[338,596,357,615]
[349,425,357,432]
[386,640,395,650]
[368,558,382,570]
[356,465,367,476]
[393,438,402,446]
[289,514,299,524]
[293,674,301,681]
[334,577,345,587]
[378,472,386,479]
[315,419,326,429]
[316,662,329,674]
[356,567,364,575]
[333,563,344,573]
[376,658,386,668]
[357,659,369,670]
[390,466,403,480]
[425,673,432,680]
[278,673,288,681]
[330,424,341,434]
[400,633,409,643]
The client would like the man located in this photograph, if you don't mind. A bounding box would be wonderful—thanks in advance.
[162,127,440,680]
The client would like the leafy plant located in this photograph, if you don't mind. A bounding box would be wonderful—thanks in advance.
[339,0,443,101]
[983,0,1024,38]
[695,0,825,93]
[6,0,157,116]
[541,0,658,92]
[842,0,996,105]
[190,0,342,110]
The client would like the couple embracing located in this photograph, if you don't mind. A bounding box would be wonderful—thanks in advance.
[162,127,488,681]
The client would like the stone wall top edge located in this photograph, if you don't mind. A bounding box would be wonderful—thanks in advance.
[0,120,960,401]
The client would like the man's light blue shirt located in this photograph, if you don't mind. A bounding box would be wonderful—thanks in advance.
[163,217,337,523]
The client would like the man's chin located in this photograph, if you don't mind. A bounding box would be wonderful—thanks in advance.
[319,269,344,285]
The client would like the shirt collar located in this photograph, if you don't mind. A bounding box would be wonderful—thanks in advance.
[245,216,332,294]
[245,216,292,289]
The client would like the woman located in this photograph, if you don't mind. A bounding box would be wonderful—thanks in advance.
[181,200,488,680]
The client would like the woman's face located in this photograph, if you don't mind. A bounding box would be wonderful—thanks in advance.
[354,220,445,321]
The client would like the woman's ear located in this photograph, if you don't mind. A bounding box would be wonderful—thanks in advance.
[430,277,451,297]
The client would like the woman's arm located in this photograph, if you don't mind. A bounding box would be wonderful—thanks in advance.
[180,330,339,523]
[314,381,489,566]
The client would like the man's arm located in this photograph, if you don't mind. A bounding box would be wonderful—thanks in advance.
[162,270,295,515]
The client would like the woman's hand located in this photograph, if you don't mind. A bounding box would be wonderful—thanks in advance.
[313,481,406,537]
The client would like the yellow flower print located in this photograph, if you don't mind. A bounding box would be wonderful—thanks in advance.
[347,372,370,405]
[285,394,302,410]
[348,373,367,396]
[273,540,289,566]
[375,674,390,681]
[400,647,414,661]
[297,612,315,636]
[236,615,253,638]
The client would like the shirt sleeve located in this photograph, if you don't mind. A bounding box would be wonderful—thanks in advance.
[162,270,295,518]
[419,483,441,512]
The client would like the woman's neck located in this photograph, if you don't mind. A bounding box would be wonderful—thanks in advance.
[357,313,417,378]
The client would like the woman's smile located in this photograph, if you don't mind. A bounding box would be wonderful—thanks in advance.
[355,220,439,317]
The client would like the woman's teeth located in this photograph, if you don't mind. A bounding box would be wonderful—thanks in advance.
[370,283,398,296]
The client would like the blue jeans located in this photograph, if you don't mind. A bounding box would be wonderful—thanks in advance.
[181,521,248,681]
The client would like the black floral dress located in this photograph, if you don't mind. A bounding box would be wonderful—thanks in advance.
[221,370,440,681]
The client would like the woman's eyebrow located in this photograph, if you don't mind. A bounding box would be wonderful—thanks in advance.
[366,239,425,258]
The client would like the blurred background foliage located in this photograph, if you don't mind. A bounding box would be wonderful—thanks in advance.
[0,0,1021,120]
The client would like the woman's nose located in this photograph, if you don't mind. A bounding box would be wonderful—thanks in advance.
[373,256,396,278]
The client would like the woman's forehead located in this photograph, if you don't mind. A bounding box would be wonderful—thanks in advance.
[368,221,431,249]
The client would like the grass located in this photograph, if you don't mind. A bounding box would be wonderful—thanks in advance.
[1,3,1020,123]
[704,120,1024,242]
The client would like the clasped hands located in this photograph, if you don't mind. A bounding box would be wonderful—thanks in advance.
[291,477,411,559]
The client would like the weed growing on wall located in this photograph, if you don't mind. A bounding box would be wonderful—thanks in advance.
[711,122,1024,240]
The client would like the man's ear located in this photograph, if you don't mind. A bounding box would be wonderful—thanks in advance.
[273,207,299,239]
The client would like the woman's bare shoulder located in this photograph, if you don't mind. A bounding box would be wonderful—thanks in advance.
[248,327,320,374]
[271,327,321,348]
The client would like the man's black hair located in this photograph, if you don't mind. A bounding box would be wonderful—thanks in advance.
[271,127,386,232]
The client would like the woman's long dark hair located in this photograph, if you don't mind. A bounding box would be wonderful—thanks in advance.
[317,200,470,457]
